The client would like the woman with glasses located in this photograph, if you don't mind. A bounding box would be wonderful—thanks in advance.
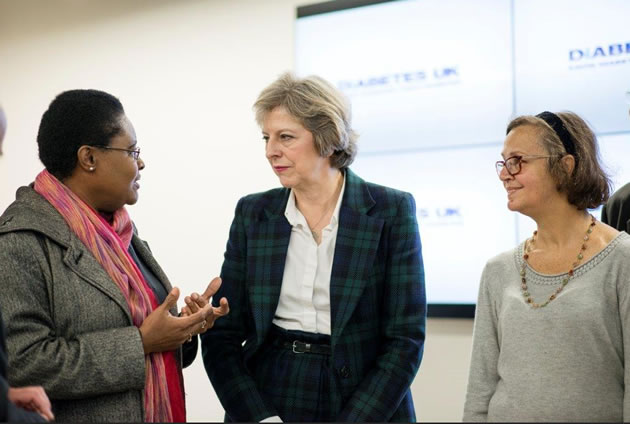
[0,89,228,422]
[463,111,630,422]
[201,73,426,422]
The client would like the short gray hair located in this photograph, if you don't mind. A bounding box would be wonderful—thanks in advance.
[253,72,358,169]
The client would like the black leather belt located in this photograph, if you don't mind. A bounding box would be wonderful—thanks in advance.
[275,339,331,355]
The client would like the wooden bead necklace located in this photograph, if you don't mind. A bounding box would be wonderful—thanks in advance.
[520,215,596,309]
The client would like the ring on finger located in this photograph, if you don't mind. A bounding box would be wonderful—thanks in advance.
[187,333,192,343]
[201,319,207,329]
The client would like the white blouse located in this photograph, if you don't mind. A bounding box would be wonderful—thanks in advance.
[272,176,346,335]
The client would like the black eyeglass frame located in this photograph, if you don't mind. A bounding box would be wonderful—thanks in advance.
[93,145,141,160]
[495,154,555,177]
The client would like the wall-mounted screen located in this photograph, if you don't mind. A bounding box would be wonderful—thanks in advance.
[295,0,630,317]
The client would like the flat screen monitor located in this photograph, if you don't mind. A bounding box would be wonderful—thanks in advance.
[295,0,630,317]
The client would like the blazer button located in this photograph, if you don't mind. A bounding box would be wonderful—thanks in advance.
[339,366,350,379]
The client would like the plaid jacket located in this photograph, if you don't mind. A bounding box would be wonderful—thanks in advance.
[202,169,426,422]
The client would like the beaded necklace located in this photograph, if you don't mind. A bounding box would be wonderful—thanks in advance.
[520,215,596,308]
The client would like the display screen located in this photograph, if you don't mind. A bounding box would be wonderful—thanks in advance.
[295,0,630,317]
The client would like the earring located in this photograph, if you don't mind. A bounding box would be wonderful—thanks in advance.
[89,167,95,171]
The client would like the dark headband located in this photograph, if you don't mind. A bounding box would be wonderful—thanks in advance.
[535,111,577,158]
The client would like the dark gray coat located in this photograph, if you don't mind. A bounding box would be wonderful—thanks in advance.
[0,186,188,422]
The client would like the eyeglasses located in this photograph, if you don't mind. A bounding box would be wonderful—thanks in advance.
[94,145,141,160]
[495,155,555,177]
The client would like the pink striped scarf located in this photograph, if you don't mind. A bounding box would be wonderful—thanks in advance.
[34,169,175,422]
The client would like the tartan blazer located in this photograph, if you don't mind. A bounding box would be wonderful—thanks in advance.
[201,169,426,422]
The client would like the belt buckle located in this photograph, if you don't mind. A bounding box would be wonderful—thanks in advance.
[292,340,310,354]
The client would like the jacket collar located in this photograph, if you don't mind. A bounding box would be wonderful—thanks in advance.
[262,168,375,221]
[340,168,376,215]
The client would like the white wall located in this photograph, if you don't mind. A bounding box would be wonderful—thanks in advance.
[0,1,474,421]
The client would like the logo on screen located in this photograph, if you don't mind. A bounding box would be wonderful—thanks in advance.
[338,67,460,94]
[569,42,630,70]
[418,206,463,226]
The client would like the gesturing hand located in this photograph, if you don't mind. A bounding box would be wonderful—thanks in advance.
[139,287,211,354]
[8,386,54,421]
[181,277,230,334]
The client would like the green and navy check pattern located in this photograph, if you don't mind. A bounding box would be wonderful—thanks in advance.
[252,326,334,421]
[201,169,426,422]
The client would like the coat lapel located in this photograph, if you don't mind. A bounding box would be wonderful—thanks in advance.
[330,170,383,347]
[63,237,133,322]
[6,188,136,322]
[247,191,292,346]
[131,236,176,314]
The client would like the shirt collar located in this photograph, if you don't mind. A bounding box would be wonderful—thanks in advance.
[284,172,346,229]
[284,188,305,227]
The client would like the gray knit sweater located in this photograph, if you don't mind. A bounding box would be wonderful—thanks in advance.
[464,231,630,422]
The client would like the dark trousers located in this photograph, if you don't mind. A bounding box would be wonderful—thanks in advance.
[252,325,334,422]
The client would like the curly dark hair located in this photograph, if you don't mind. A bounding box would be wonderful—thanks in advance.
[37,89,125,179]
